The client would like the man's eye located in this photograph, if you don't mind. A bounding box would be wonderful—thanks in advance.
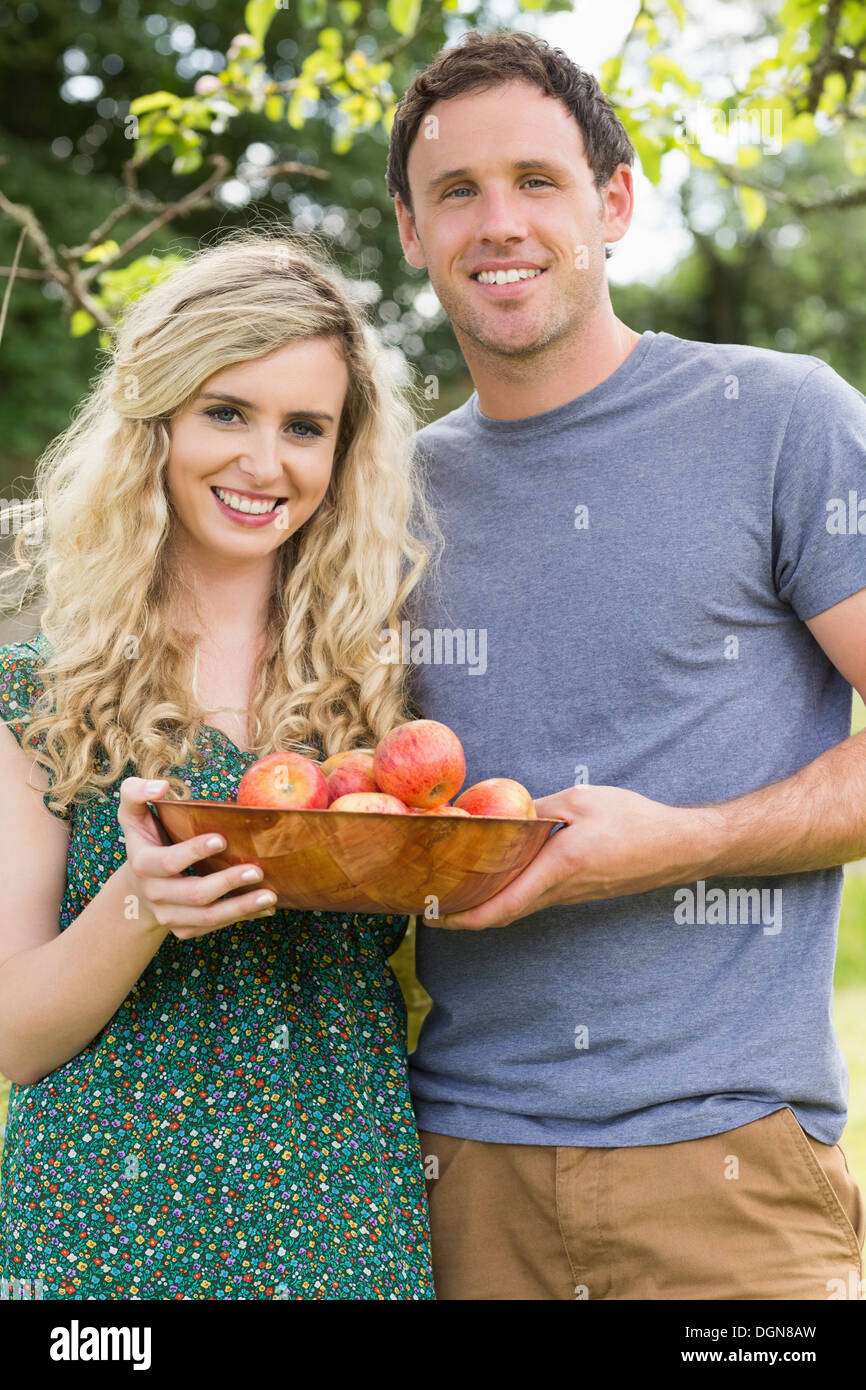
[289,420,323,438]
[205,405,241,424]
[444,186,473,199]
[524,178,552,189]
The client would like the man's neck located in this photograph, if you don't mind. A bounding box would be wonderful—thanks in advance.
[459,308,644,423]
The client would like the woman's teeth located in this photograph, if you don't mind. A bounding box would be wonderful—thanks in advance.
[475,268,543,285]
[213,486,280,515]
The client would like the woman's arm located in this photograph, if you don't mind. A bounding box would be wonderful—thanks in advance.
[0,731,277,1087]
[0,726,170,1086]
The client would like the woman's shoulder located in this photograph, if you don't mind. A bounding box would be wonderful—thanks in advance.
[0,632,51,712]
[0,632,60,757]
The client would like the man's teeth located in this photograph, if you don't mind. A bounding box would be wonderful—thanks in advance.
[475,268,543,285]
[213,487,279,515]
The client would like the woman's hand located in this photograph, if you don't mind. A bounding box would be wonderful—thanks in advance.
[118,777,277,941]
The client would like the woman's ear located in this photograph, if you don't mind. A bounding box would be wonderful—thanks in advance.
[394,195,427,271]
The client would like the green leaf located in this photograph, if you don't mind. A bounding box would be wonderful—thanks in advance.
[82,240,120,264]
[518,0,549,9]
[631,129,663,183]
[172,148,204,175]
[646,55,701,97]
[70,309,96,337]
[387,0,421,36]
[736,144,763,169]
[288,92,307,129]
[299,0,327,25]
[265,93,284,122]
[319,27,343,54]
[129,90,182,116]
[302,50,343,84]
[338,0,361,22]
[600,56,623,92]
[664,0,687,27]
[244,0,278,47]
[843,125,866,176]
[737,185,767,231]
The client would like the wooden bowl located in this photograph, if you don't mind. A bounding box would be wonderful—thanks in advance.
[149,798,562,916]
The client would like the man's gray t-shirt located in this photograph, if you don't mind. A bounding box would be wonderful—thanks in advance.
[404,329,866,1148]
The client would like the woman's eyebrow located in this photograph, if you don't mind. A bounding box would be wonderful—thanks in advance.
[196,392,334,422]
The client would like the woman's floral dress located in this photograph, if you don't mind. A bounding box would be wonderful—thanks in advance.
[0,634,435,1300]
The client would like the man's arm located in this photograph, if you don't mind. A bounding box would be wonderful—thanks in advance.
[434,587,866,930]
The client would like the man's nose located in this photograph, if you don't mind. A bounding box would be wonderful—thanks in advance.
[477,189,529,244]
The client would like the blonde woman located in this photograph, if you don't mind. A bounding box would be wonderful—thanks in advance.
[0,234,440,1300]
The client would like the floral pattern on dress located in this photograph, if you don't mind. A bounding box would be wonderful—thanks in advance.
[0,635,434,1300]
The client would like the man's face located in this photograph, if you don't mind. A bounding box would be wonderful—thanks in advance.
[395,81,633,360]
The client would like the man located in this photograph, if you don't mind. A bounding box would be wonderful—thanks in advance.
[385,29,866,1300]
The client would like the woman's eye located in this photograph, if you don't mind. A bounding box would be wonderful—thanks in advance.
[205,405,241,424]
[289,421,323,439]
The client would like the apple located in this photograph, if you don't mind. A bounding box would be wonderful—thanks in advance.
[328,791,408,814]
[453,777,536,819]
[324,750,379,804]
[423,805,471,817]
[373,719,466,810]
[320,751,350,777]
[237,751,329,810]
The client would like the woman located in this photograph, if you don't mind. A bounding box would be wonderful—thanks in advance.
[0,233,441,1299]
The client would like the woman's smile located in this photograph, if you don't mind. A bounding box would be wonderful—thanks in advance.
[210,485,288,526]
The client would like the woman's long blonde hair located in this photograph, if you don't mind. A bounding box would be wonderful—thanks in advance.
[0,231,443,817]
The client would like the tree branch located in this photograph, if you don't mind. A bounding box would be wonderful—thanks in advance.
[79,154,232,283]
[800,0,846,113]
[0,227,26,348]
[379,6,441,62]
[0,266,48,280]
[705,153,866,214]
[0,189,66,282]
[64,196,150,260]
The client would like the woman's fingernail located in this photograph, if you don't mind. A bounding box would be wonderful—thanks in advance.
[257,892,277,908]
[145,780,167,794]
[206,836,226,851]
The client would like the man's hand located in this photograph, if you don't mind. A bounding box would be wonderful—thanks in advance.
[433,785,718,930]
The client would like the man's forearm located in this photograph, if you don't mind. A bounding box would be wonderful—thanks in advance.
[684,728,866,880]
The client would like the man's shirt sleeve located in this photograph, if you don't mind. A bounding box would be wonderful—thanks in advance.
[773,360,866,621]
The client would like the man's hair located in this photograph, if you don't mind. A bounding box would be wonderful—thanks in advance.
[386,30,636,261]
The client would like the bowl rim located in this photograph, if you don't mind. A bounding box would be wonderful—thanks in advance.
[149,798,563,826]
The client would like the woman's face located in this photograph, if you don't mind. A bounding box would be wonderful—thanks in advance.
[166,336,349,560]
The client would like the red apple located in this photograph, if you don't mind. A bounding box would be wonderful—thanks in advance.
[373,719,465,810]
[320,750,355,776]
[453,778,536,819]
[236,751,329,810]
[423,805,471,817]
[324,750,379,804]
[328,791,408,814]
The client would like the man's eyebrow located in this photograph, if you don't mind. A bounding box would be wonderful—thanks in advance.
[425,158,571,194]
[196,392,335,421]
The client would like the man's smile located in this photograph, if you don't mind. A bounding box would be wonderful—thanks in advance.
[468,263,549,297]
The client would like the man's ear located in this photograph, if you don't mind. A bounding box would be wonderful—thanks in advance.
[394,194,427,270]
[599,164,635,247]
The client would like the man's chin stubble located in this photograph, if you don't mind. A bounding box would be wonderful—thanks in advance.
[453,310,576,367]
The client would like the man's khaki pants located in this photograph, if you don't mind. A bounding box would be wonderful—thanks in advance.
[418,1108,865,1300]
